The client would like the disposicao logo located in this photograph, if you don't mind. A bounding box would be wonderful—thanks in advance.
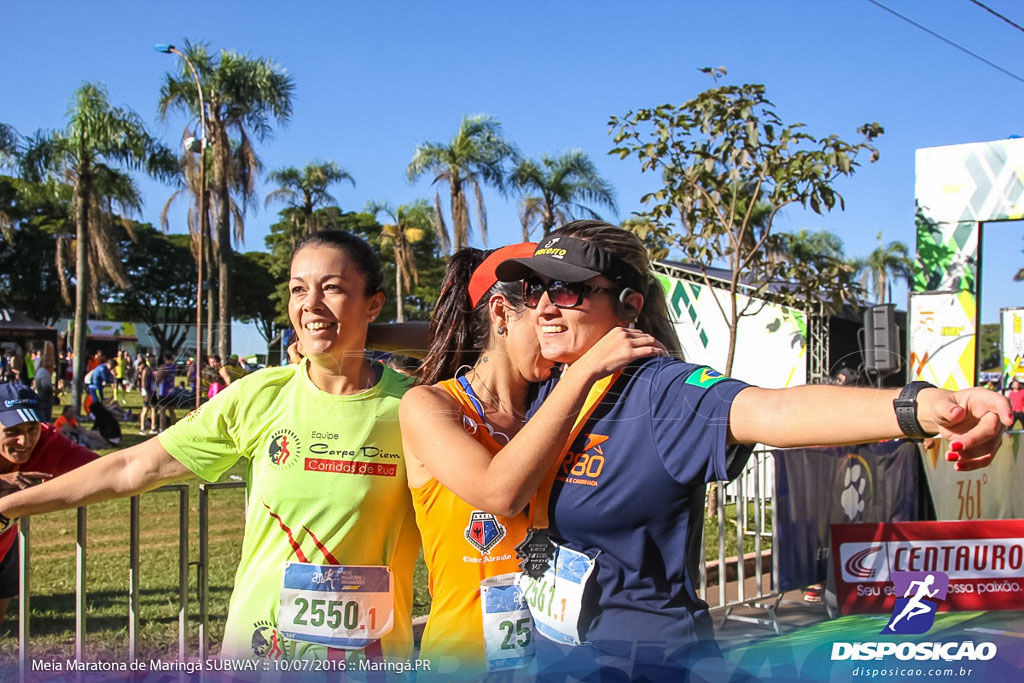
[882,571,947,635]
[831,570,997,663]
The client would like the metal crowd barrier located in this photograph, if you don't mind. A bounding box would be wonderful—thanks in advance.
[13,455,780,673]
[198,480,246,660]
[700,446,783,634]
[13,481,243,682]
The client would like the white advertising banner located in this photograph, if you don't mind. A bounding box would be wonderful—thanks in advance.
[656,273,806,388]
[908,291,976,391]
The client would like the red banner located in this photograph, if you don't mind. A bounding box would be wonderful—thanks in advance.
[831,519,1024,614]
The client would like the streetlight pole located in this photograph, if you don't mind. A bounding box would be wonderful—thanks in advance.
[155,44,207,411]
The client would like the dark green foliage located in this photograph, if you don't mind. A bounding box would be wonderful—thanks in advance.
[0,175,72,323]
[609,74,882,373]
[231,251,278,343]
[979,323,1000,372]
[264,208,447,326]
[106,224,197,355]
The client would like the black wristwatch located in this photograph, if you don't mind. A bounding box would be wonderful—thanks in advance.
[893,381,939,439]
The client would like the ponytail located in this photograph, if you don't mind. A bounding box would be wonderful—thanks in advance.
[417,247,523,385]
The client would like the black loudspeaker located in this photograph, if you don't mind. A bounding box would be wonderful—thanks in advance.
[863,304,901,375]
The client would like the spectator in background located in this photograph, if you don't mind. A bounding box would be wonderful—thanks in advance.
[85,357,116,408]
[59,352,71,393]
[8,352,24,386]
[54,405,106,450]
[155,352,177,432]
[22,352,35,386]
[1009,379,1024,429]
[138,356,158,435]
[33,358,54,423]
[114,350,127,400]
[184,357,197,394]
[219,354,247,386]
[88,402,121,446]
[131,352,146,391]
[0,384,98,624]
[86,350,104,374]
[206,355,226,398]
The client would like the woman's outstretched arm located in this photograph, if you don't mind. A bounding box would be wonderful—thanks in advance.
[0,438,193,521]
[728,384,1011,471]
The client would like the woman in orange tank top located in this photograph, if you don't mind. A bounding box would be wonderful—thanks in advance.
[400,244,666,678]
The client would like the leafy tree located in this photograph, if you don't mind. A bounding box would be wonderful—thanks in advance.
[161,138,250,355]
[407,114,518,253]
[22,83,175,411]
[857,231,913,304]
[231,250,279,344]
[0,125,20,236]
[0,123,18,169]
[609,73,882,374]
[0,175,69,323]
[978,323,1000,373]
[159,39,294,358]
[511,150,617,240]
[366,199,435,322]
[265,161,355,236]
[107,224,197,355]
[771,228,863,314]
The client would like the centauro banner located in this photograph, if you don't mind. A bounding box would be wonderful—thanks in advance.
[831,520,1024,615]
[908,291,976,390]
[1002,307,1024,385]
[656,272,806,388]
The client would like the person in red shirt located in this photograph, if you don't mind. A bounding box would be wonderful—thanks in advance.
[1009,380,1024,429]
[0,383,98,623]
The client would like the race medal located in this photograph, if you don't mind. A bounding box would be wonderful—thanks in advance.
[278,563,394,649]
[517,543,597,646]
[480,573,534,672]
[515,528,554,578]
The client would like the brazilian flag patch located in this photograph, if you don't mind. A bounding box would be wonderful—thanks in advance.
[683,366,727,388]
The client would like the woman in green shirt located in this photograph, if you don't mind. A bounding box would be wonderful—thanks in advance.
[0,231,421,666]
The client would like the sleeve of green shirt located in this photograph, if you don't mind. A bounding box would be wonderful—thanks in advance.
[157,389,246,482]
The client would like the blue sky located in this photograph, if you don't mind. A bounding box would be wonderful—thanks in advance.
[4,0,1024,347]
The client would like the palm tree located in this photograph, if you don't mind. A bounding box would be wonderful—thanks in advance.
[159,39,294,358]
[0,123,21,236]
[22,83,174,412]
[778,228,845,262]
[265,161,355,236]
[366,199,433,322]
[160,133,247,354]
[407,115,517,253]
[510,150,617,240]
[858,232,913,303]
[0,123,18,167]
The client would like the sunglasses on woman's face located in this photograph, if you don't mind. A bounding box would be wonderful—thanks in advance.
[522,276,620,309]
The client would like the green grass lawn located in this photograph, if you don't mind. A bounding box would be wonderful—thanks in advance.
[0,389,767,662]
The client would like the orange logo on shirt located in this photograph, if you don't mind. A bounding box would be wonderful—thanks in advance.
[558,433,609,487]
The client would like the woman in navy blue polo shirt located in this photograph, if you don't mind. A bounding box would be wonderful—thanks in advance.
[494,220,1012,680]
